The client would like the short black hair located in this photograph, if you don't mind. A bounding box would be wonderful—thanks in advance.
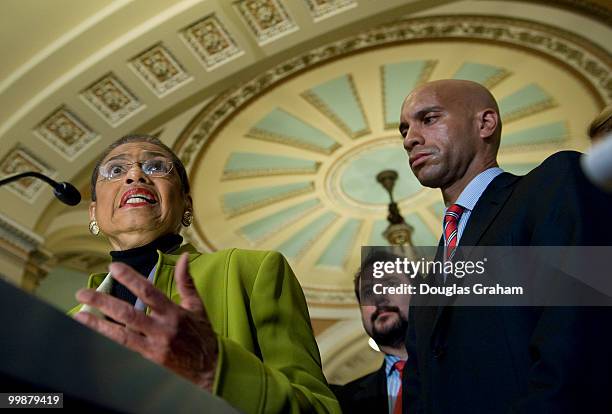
[354,250,407,303]
[90,134,190,201]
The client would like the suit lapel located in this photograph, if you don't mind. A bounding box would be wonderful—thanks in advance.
[457,172,519,250]
[354,363,388,411]
[430,172,520,334]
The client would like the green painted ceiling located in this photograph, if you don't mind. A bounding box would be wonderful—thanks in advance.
[189,41,599,295]
[339,146,422,205]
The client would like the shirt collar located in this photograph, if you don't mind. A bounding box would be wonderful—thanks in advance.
[384,354,401,377]
[451,167,504,211]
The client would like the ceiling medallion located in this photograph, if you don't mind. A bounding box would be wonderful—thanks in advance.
[324,137,422,213]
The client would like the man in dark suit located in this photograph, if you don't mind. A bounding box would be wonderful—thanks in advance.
[334,252,409,414]
[398,79,612,413]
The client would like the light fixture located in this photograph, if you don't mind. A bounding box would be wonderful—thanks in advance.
[376,170,414,247]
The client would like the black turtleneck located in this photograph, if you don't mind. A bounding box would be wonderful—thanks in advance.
[109,233,183,305]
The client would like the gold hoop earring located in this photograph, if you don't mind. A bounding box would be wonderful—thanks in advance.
[89,220,100,236]
[182,210,193,227]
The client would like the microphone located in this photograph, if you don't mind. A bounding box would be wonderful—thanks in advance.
[52,181,82,206]
[0,171,81,206]
[581,132,612,192]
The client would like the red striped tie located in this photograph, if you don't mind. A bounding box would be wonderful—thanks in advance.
[393,360,406,414]
[444,204,464,261]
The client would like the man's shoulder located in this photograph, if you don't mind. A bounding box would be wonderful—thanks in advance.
[505,150,583,192]
[527,150,582,177]
[333,365,387,411]
[340,365,385,390]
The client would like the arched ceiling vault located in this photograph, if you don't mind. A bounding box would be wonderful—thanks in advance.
[178,13,610,306]
[1,0,609,285]
[0,0,609,301]
[2,0,452,226]
[1,0,610,385]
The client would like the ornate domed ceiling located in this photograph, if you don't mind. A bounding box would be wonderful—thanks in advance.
[1,0,610,386]
[178,14,609,306]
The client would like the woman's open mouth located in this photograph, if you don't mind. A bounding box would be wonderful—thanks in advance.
[120,188,158,208]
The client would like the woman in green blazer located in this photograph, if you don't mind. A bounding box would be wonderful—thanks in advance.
[70,134,339,413]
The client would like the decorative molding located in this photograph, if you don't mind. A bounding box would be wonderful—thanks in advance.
[176,15,611,169]
[34,106,98,160]
[481,68,512,90]
[277,211,339,261]
[324,137,418,212]
[246,108,340,154]
[0,213,50,290]
[524,0,612,27]
[505,98,557,123]
[80,73,144,126]
[0,212,44,254]
[238,198,323,244]
[501,120,569,147]
[452,62,512,89]
[21,248,53,292]
[234,0,298,45]
[304,0,357,22]
[247,127,341,153]
[303,286,357,305]
[181,14,243,71]
[301,74,370,138]
[381,60,437,130]
[0,146,54,202]
[221,181,315,218]
[222,165,321,180]
[222,153,321,180]
[315,218,362,269]
[499,83,558,123]
[130,43,191,97]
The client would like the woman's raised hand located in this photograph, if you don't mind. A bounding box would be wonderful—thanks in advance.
[75,253,218,391]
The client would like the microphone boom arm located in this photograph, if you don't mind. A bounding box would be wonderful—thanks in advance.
[0,171,81,206]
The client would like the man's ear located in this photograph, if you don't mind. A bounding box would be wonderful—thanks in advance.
[89,202,96,222]
[478,109,499,140]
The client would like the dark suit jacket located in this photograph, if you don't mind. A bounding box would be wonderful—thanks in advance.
[404,151,612,413]
[333,362,388,414]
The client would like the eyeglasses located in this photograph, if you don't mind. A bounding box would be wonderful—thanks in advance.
[98,157,174,181]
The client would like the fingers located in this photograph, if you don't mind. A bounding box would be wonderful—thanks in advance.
[74,311,149,353]
[74,256,218,392]
[109,262,173,313]
[174,253,205,313]
[76,289,165,336]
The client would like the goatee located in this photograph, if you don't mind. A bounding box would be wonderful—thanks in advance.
[371,306,408,348]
